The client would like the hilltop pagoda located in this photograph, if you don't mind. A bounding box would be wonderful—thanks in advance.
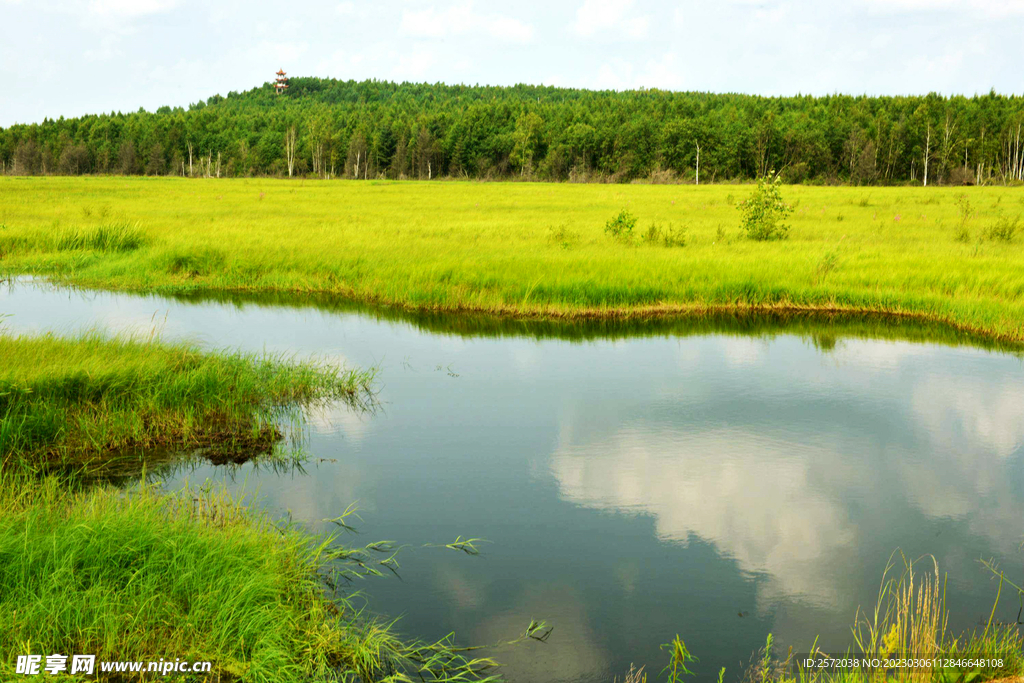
[274,69,289,94]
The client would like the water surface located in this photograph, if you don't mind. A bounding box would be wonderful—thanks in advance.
[3,279,1023,682]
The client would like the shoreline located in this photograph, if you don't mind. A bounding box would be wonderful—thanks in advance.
[20,273,1024,348]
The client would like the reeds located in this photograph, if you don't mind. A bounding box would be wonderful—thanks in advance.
[630,554,1023,683]
[743,553,1023,683]
[851,552,948,683]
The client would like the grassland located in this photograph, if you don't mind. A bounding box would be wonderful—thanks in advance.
[0,177,1023,342]
[0,331,373,470]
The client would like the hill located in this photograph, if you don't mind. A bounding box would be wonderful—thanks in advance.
[2,77,1024,184]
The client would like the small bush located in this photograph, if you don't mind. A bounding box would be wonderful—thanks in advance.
[53,220,146,252]
[738,174,792,241]
[715,225,726,242]
[984,216,1019,242]
[604,210,637,244]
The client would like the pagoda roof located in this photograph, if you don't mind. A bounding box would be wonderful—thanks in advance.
[276,69,286,75]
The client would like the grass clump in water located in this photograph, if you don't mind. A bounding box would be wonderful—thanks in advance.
[0,474,532,682]
[634,553,1024,683]
[0,332,373,468]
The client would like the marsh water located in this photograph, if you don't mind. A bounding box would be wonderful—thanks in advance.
[4,278,1024,683]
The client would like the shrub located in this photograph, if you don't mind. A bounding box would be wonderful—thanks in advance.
[604,210,637,244]
[738,174,792,241]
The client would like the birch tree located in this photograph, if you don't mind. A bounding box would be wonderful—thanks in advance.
[284,126,297,177]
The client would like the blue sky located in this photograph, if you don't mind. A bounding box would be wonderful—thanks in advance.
[2,0,1023,126]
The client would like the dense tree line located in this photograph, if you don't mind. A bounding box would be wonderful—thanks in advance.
[3,77,1024,185]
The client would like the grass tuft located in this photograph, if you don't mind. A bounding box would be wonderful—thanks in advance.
[53,220,147,252]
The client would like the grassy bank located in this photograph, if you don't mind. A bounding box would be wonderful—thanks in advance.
[163,287,1024,352]
[1,177,1023,341]
[0,334,523,681]
[0,474,521,682]
[0,331,373,470]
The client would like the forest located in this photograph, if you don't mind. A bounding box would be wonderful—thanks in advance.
[3,77,1024,185]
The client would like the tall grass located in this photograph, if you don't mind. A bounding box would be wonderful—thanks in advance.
[0,332,374,469]
[1,178,1023,341]
[0,473,538,682]
[850,553,947,683]
[619,553,1024,683]
[53,219,147,252]
[667,553,1024,683]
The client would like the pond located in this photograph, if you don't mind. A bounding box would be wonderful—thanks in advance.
[3,278,1024,683]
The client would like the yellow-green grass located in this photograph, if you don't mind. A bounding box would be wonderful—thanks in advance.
[0,474,507,683]
[0,331,373,469]
[1,176,1023,341]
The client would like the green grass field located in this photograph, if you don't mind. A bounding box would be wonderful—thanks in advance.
[2,176,1023,341]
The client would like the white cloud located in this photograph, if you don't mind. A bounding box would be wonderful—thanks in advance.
[390,48,439,81]
[858,0,1024,17]
[88,0,179,17]
[549,424,859,607]
[398,2,534,43]
[84,34,122,61]
[572,0,650,39]
[593,52,685,90]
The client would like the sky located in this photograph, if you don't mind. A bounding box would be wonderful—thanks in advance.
[2,0,1023,127]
